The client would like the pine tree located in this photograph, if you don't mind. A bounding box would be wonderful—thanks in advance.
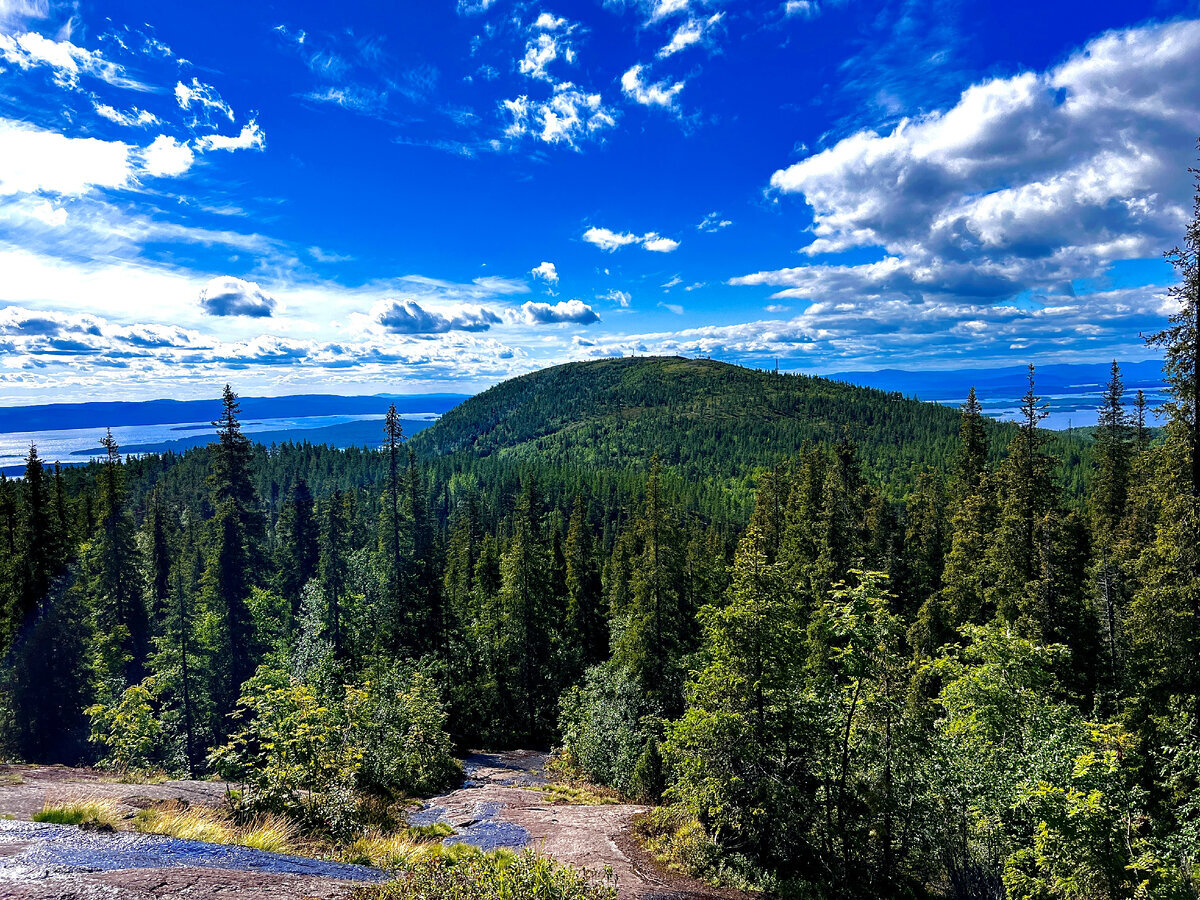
[613,458,689,714]
[1091,361,1132,539]
[1147,150,1200,497]
[955,386,988,500]
[989,365,1055,625]
[319,490,351,659]
[379,406,407,648]
[208,385,265,574]
[275,477,318,617]
[497,478,555,738]
[201,499,255,718]
[565,496,606,674]
[88,429,149,687]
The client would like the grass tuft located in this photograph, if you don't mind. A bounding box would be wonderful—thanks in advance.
[534,782,622,806]
[135,804,299,854]
[34,798,124,828]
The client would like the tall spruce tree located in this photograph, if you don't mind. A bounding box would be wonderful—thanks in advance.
[613,458,689,714]
[88,429,149,687]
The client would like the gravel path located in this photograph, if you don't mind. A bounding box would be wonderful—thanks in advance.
[413,751,740,899]
[0,756,739,900]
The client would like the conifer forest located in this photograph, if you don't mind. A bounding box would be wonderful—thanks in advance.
[4,153,1200,900]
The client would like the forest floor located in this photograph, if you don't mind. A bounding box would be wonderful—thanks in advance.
[0,755,738,900]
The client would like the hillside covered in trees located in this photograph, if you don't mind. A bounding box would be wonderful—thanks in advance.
[0,207,1197,897]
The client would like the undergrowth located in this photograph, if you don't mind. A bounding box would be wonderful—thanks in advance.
[349,850,617,899]
[633,806,772,893]
[534,782,622,806]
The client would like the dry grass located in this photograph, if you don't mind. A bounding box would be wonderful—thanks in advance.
[134,804,299,854]
[342,825,487,870]
[534,782,623,806]
[33,798,125,828]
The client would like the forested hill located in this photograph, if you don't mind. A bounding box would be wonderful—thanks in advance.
[413,355,1026,497]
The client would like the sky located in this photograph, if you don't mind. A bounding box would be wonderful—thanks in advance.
[0,0,1198,403]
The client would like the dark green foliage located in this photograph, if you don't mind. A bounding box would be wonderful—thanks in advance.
[349,851,616,900]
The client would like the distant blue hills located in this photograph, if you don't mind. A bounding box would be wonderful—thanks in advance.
[826,359,1166,402]
[0,393,469,434]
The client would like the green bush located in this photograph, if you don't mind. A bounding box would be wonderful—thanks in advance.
[556,662,658,799]
[350,851,616,900]
[85,680,170,775]
[209,662,458,838]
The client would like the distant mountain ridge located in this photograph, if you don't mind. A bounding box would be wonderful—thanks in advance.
[411,356,1026,497]
[828,359,1165,400]
[0,393,468,434]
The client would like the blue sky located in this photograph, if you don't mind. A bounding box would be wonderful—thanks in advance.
[0,0,1197,402]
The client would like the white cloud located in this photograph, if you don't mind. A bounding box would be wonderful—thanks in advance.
[456,0,497,14]
[784,1,818,18]
[199,276,277,317]
[649,0,690,21]
[531,261,559,283]
[583,226,680,252]
[141,135,195,178]
[94,103,160,127]
[532,12,569,30]
[602,289,632,308]
[746,18,1200,307]
[658,13,722,57]
[372,298,500,334]
[519,33,562,81]
[520,298,599,324]
[175,77,235,123]
[697,212,732,232]
[659,301,684,314]
[0,119,132,196]
[621,64,684,108]
[195,120,266,153]
[764,304,791,313]
[26,199,67,227]
[502,86,616,148]
[0,30,148,91]
[583,227,641,251]
[642,233,680,252]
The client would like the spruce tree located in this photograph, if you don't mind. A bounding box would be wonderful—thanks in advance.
[565,496,606,674]
[613,458,688,714]
[89,429,149,687]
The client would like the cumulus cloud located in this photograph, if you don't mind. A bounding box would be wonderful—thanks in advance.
[195,120,266,153]
[648,0,690,21]
[583,226,680,252]
[531,261,559,283]
[373,298,500,334]
[0,119,132,195]
[621,64,684,108]
[748,19,1200,306]
[519,33,570,81]
[532,12,569,30]
[520,298,600,324]
[141,135,195,178]
[199,276,277,317]
[642,233,680,252]
[501,87,616,148]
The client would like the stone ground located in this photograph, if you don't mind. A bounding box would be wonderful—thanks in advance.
[0,755,740,900]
